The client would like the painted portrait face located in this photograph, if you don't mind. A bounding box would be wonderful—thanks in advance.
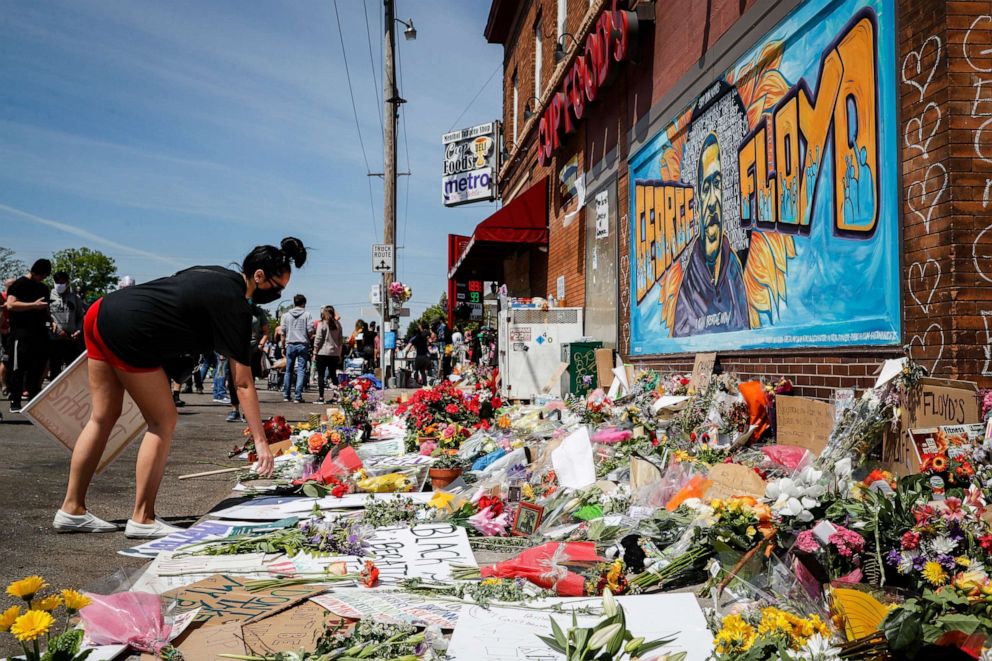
[698,134,723,263]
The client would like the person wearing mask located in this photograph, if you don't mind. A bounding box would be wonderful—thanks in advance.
[409,323,431,386]
[5,259,53,412]
[313,305,343,403]
[54,237,305,538]
[48,272,86,380]
[226,306,269,422]
[280,294,313,403]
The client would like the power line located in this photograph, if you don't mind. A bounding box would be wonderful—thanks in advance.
[362,0,385,145]
[332,0,378,240]
[447,63,501,132]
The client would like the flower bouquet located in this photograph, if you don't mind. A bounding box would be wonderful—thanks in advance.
[454,542,605,596]
[2,576,93,661]
[387,281,412,304]
[339,377,379,431]
[710,606,834,660]
[230,415,292,459]
[396,380,492,452]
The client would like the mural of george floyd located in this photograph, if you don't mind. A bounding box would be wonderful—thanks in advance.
[629,0,900,356]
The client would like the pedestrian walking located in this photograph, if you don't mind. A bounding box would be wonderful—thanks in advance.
[409,323,431,386]
[54,237,306,538]
[280,294,313,403]
[5,259,52,411]
[313,305,343,403]
[48,271,86,380]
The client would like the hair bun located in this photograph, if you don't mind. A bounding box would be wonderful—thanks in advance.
[280,237,307,268]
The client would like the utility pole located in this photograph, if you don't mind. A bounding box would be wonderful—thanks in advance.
[382,0,398,387]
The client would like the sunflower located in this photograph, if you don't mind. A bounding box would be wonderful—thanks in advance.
[0,606,20,633]
[930,454,948,472]
[714,614,756,655]
[10,610,54,642]
[28,595,61,612]
[6,576,47,602]
[923,561,949,586]
[60,589,91,613]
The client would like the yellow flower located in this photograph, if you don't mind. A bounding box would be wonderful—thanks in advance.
[29,595,61,612]
[10,610,54,642]
[713,614,755,655]
[923,561,948,587]
[956,556,971,568]
[61,590,91,612]
[6,576,47,602]
[481,578,500,586]
[521,484,535,501]
[428,491,455,510]
[0,606,20,633]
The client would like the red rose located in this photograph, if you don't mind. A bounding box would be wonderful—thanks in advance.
[901,531,921,550]
[979,534,992,553]
[331,484,349,498]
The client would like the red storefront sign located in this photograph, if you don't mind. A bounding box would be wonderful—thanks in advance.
[537,1,639,166]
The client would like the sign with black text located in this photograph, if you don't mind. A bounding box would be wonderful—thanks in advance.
[442,121,499,206]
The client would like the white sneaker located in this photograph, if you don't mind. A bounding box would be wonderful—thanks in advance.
[52,510,118,534]
[124,518,184,539]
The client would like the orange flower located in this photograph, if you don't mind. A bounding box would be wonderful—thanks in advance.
[361,560,379,588]
[930,454,948,472]
[307,435,327,454]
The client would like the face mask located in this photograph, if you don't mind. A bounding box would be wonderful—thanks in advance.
[252,283,282,304]
[55,283,68,294]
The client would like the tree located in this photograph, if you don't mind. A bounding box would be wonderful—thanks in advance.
[51,248,118,298]
[405,293,448,339]
[0,247,26,281]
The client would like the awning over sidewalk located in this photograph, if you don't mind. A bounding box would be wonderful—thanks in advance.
[447,178,548,281]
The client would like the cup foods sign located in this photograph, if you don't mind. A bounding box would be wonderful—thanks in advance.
[442,121,499,207]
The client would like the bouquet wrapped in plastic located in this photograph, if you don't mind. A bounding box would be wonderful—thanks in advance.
[476,542,604,596]
[79,591,181,660]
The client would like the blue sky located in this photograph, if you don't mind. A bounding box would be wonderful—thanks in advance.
[0,0,502,327]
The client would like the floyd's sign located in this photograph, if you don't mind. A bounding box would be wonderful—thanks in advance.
[629,0,899,355]
[442,121,499,206]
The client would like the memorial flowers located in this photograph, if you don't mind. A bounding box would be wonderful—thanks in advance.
[339,377,379,430]
[2,576,92,661]
[711,606,832,660]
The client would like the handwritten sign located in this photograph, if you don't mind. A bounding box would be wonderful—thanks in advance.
[705,463,767,501]
[119,520,257,558]
[21,353,146,473]
[242,602,331,654]
[366,524,476,586]
[594,190,609,238]
[312,589,462,628]
[447,595,713,661]
[689,353,716,389]
[776,395,835,456]
[165,574,325,626]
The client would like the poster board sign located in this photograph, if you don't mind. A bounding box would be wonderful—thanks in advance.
[365,524,476,585]
[21,353,146,473]
[689,353,716,389]
[776,395,835,456]
[705,462,767,500]
[595,348,614,389]
[119,520,261,558]
[312,589,462,629]
[447,594,712,660]
[883,378,980,475]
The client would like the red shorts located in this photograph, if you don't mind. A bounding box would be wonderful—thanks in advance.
[84,298,159,373]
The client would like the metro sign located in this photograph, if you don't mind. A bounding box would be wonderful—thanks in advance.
[537,1,639,166]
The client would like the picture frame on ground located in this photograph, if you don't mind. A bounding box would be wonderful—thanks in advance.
[511,502,543,537]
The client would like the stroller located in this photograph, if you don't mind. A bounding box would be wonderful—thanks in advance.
[342,355,367,380]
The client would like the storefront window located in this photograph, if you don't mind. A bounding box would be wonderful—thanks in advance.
[534,16,542,98]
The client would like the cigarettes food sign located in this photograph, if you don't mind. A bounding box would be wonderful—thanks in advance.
[442,121,499,206]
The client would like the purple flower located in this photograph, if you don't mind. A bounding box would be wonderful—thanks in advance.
[912,555,927,571]
[938,554,956,571]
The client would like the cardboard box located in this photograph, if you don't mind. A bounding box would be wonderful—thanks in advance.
[776,395,835,456]
[882,377,981,475]
[689,352,716,389]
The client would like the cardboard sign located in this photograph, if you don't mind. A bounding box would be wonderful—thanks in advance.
[705,463,767,501]
[21,353,146,473]
[630,457,664,491]
[776,395,835,456]
[242,602,331,654]
[142,621,246,661]
[883,378,980,475]
[595,348,615,389]
[898,423,986,475]
[689,353,716,389]
[165,575,325,626]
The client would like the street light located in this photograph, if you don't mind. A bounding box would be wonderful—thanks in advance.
[397,18,416,41]
[523,96,540,120]
[554,33,579,63]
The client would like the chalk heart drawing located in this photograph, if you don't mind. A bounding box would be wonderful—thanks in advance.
[974,223,992,284]
[901,35,942,102]
[906,162,947,232]
[907,258,941,314]
[904,102,941,159]
[909,323,945,376]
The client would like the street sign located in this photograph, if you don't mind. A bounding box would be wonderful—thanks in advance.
[372,244,394,273]
[396,307,411,317]
[370,284,382,305]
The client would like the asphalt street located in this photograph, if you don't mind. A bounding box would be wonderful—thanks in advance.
[0,380,334,657]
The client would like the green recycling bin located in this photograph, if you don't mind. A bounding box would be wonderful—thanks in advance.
[561,341,603,397]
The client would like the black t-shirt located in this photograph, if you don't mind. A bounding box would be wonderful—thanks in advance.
[97,266,252,368]
[7,276,50,337]
[410,333,429,357]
